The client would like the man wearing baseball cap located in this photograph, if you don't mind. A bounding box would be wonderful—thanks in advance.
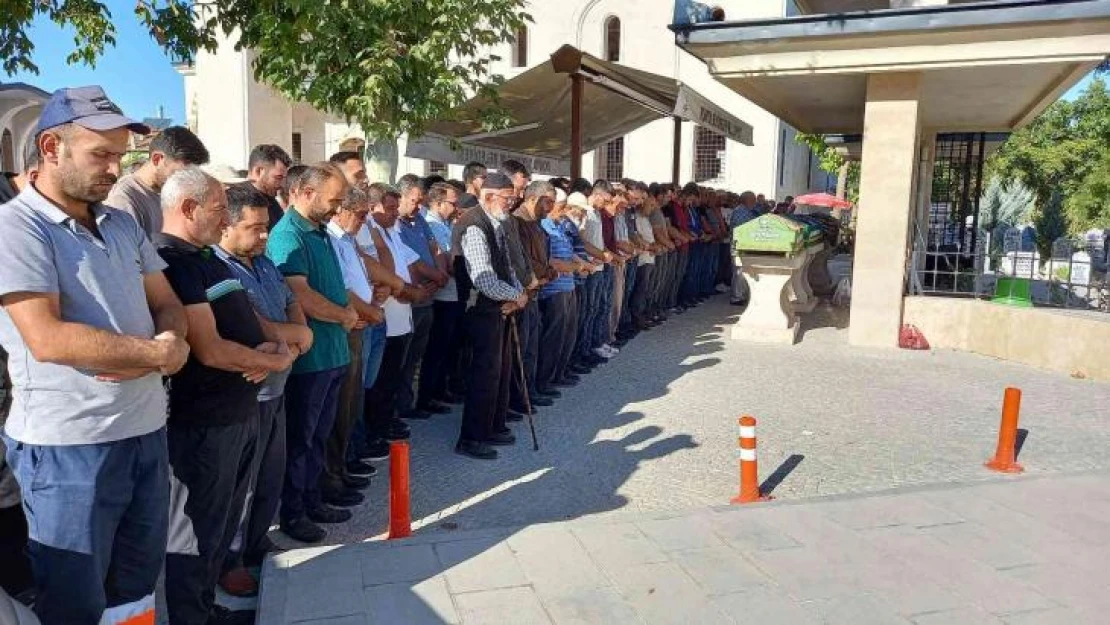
[0,86,190,625]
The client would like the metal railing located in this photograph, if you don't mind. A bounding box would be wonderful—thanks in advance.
[908,245,1110,313]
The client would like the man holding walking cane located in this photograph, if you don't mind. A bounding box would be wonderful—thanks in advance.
[455,173,528,460]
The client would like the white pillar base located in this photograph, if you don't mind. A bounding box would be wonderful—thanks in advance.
[732,253,804,345]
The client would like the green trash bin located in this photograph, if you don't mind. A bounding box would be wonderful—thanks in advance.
[992,277,1033,308]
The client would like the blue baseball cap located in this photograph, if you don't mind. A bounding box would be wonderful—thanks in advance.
[35,86,150,136]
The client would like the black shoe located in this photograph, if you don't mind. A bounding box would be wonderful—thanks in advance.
[535,387,561,399]
[510,403,535,415]
[323,488,364,508]
[361,438,391,461]
[417,400,452,414]
[585,354,606,366]
[307,505,353,524]
[346,459,377,476]
[569,363,592,375]
[438,391,465,405]
[487,431,516,446]
[401,408,432,420]
[530,395,554,407]
[552,377,578,388]
[281,517,327,543]
[243,536,285,567]
[207,605,256,625]
[455,440,498,460]
[343,473,371,489]
[506,410,525,422]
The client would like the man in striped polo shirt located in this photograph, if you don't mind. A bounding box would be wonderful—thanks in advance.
[538,189,589,390]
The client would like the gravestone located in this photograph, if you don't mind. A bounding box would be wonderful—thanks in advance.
[1020,225,1037,252]
[1071,251,1092,287]
[1051,237,1074,259]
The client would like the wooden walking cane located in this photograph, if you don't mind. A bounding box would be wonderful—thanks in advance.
[508,314,540,451]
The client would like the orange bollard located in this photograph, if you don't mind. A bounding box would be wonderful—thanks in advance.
[388,440,412,539]
[985,387,1024,474]
[731,416,771,504]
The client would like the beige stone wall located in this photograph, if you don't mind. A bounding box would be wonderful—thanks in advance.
[903,297,1110,382]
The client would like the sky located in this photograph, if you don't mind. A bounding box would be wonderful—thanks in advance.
[2,0,1097,122]
[1063,72,1097,101]
[5,0,185,124]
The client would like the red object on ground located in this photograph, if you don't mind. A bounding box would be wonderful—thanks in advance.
[986,388,1025,474]
[899,325,931,350]
[388,440,412,539]
[793,192,854,210]
[731,416,771,504]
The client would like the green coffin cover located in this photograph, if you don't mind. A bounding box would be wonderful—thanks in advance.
[733,214,805,254]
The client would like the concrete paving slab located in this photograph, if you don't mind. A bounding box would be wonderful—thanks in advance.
[362,576,458,625]
[453,586,552,625]
[435,538,529,594]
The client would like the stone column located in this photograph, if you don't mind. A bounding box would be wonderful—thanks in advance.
[848,72,924,348]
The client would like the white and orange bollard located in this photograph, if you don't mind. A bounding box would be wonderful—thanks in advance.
[985,387,1025,474]
[731,415,771,504]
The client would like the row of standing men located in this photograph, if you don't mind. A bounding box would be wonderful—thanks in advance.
[0,86,738,625]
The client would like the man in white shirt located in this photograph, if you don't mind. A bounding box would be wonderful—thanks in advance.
[322,187,384,508]
[362,185,424,450]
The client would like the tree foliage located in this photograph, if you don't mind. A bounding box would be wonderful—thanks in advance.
[794,132,860,203]
[1,0,529,140]
[978,176,1034,232]
[988,76,1110,246]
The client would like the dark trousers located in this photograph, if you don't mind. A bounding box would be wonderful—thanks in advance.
[632,263,656,321]
[0,503,31,598]
[227,396,286,570]
[364,334,412,438]
[681,242,701,303]
[671,248,689,307]
[281,366,346,523]
[3,429,168,625]
[323,330,365,495]
[575,273,600,359]
[397,305,434,413]
[537,291,575,387]
[619,259,638,330]
[460,307,511,444]
[419,300,465,405]
[591,266,614,349]
[511,300,541,406]
[166,418,257,625]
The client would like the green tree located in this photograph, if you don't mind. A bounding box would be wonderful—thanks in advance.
[795,132,860,203]
[1,0,528,140]
[978,176,1034,232]
[988,76,1110,250]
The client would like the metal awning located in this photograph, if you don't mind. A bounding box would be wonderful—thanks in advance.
[405,45,754,178]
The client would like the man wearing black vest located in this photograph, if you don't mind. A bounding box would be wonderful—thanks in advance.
[455,173,529,460]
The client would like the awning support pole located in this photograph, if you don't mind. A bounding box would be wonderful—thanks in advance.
[571,74,584,180]
[672,116,682,186]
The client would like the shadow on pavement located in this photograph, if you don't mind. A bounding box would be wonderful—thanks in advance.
[760,454,805,497]
[260,298,735,624]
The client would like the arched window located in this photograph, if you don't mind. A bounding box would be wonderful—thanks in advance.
[512,25,528,67]
[604,17,621,62]
[0,130,13,172]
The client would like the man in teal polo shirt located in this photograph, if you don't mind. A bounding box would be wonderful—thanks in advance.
[266,162,359,543]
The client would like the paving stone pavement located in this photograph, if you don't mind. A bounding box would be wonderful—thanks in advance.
[271,296,1110,547]
[259,472,1110,624]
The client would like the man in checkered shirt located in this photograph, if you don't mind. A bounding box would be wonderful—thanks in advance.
[454,172,529,460]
